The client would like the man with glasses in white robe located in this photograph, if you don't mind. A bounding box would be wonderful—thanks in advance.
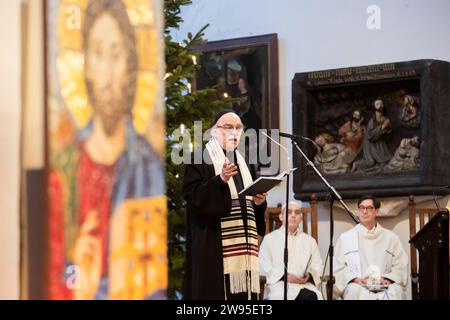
[333,195,408,300]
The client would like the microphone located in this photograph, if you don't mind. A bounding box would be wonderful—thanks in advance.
[269,130,321,150]
[262,131,291,170]
[269,130,305,141]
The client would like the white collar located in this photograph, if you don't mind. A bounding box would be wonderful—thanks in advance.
[279,226,301,236]
[359,223,378,234]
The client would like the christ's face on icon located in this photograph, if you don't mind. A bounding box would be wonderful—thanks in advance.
[85,12,129,136]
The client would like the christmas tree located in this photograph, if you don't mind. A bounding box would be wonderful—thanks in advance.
[164,0,230,299]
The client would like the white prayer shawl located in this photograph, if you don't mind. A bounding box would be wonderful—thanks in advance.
[205,137,253,199]
[333,223,408,299]
[259,227,324,300]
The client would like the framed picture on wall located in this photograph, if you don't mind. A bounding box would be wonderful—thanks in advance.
[44,0,167,300]
[193,33,280,175]
[291,59,450,200]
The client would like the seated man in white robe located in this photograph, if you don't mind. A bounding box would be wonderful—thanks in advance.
[259,201,323,300]
[333,195,408,300]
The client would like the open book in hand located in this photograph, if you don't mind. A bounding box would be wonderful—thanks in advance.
[238,169,295,197]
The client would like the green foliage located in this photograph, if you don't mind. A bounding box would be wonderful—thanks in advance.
[164,0,230,299]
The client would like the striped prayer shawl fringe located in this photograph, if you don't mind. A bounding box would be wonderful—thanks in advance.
[221,199,260,298]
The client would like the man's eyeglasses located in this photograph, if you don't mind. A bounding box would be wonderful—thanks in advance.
[217,124,245,133]
[358,205,376,212]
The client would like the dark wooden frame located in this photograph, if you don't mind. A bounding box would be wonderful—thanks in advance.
[193,33,279,130]
[292,59,450,200]
[193,34,279,174]
[21,0,49,300]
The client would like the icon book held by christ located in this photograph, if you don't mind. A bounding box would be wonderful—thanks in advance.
[239,170,290,196]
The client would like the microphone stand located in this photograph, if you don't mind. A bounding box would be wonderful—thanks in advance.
[283,168,290,300]
[262,132,295,301]
[289,138,359,300]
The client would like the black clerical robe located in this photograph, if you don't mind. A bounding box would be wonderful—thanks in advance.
[182,152,266,300]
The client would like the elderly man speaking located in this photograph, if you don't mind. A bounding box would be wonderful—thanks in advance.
[183,109,267,300]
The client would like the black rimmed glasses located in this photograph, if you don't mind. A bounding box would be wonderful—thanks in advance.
[357,205,376,212]
[216,124,245,134]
